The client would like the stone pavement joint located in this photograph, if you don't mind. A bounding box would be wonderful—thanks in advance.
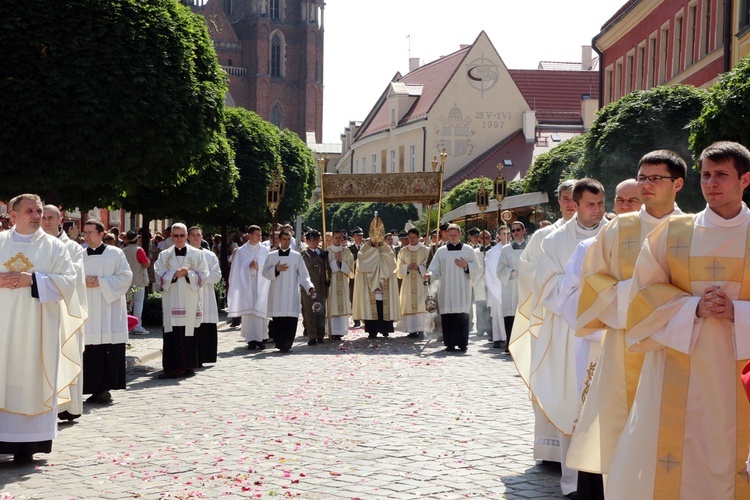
[1,313,565,499]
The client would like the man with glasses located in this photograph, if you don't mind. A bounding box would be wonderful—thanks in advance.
[188,226,222,367]
[300,230,328,345]
[154,223,208,378]
[605,143,749,499]
[81,219,132,404]
[496,222,527,350]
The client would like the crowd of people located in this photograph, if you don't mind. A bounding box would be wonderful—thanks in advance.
[2,139,750,500]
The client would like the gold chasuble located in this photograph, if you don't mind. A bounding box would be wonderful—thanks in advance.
[567,210,662,474]
[606,209,750,500]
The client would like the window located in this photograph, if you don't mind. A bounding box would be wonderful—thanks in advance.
[604,67,614,104]
[390,109,396,127]
[271,33,282,77]
[615,60,623,99]
[625,53,634,93]
[409,145,416,172]
[658,25,669,85]
[742,0,750,30]
[701,0,712,58]
[687,4,698,66]
[270,0,280,19]
[715,0,725,48]
[390,150,396,173]
[636,44,646,90]
[270,103,282,128]
[224,0,233,15]
[673,14,684,77]
[648,35,657,88]
[371,154,377,173]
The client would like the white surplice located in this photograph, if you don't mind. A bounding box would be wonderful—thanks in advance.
[82,245,132,346]
[0,228,84,443]
[155,245,208,336]
[262,249,314,318]
[327,244,354,336]
[227,242,271,342]
[199,248,222,324]
[426,243,480,314]
[484,243,505,342]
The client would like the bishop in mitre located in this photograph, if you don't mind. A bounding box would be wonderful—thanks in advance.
[352,214,400,339]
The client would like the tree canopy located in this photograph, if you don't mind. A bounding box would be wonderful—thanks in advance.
[302,202,418,236]
[584,85,706,212]
[522,134,587,213]
[690,55,750,159]
[0,0,227,208]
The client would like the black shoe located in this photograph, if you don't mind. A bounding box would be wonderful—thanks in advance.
[13,453,34,464]
[458,346,467,352]
[493,341,504,349]
[445,346,456,352]
[564,493,578,499]
[333,335,343,341]
[317,338,324,344]
[256,342,265,350]
[157,372,176,380]
[368,333,377,339]
[353,320,361,327]
[307,339,317,346]
[504,349,510,354]
[381,332,389,337]
[183,370,195,377]
[247,342,256,350]
[58,411,81,421]
[407,332,419,338]
[262,338,269,344]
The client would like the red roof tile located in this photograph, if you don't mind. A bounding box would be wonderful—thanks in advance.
[355,46,471,140]
[442,130,534,190]
[508,69,599,125]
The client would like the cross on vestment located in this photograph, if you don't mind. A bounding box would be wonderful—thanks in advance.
[668,238,690,257]
[705,259,726,280]
[622,235,640,251]
[658,452,681,473]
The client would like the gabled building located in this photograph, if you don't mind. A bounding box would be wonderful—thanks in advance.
[336,32,599,192]
[189,0,325,143]
[594,0,750,106]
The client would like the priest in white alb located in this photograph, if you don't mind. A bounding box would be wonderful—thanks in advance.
[425,224,480,352]
[261,229,315,353]
[189,226,222,366]
[396,228,430,338]
[568,156,683,498]
[327,230,354,340]
[483,232,505,348]
[529,178,607,497]
[154,223,208,378]
[41,204,88,421]
[227,225,270,350]
[81,219,132,404]
[606,142,750,499]
[0,194,83,463]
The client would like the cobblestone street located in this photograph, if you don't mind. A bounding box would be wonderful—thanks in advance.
[1,316,564,499]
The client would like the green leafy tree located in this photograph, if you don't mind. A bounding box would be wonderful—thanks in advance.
[0,0,227,208]
[276,129,317,224]
[584,85,707,212]
[522,134,588,213]
[220,107,281,226]
[442,178,495,213]
[690,55,750,161]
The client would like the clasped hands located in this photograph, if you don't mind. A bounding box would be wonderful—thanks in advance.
[0,271,32,289]
[174,267,190,278]
[696,285,734,319]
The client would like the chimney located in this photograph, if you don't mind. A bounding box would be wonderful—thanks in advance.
[409,57,420,72]
[582,45,593,70]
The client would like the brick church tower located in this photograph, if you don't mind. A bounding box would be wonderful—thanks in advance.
[191,0,325,143]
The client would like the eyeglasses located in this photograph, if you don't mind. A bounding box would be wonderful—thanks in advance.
[636,175,677,183]
[615,197,641,204]
[172,234,187,238]
[511,228,523,233]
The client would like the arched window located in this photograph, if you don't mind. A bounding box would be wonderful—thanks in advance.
[271,33,282,77]
[270,0,280,19]
[270,103,282,128]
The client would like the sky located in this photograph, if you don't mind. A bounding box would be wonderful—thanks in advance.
[321,0,627,144]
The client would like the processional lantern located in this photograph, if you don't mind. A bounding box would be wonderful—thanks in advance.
[476,176,490,213]
[266,166,286,222]
[494,163,507,204]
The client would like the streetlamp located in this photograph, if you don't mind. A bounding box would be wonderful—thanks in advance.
[428,147,448,242]
[476,176,490,237]
[493,162,508,233]
[317,155,329,250]
[266,165,286,226]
